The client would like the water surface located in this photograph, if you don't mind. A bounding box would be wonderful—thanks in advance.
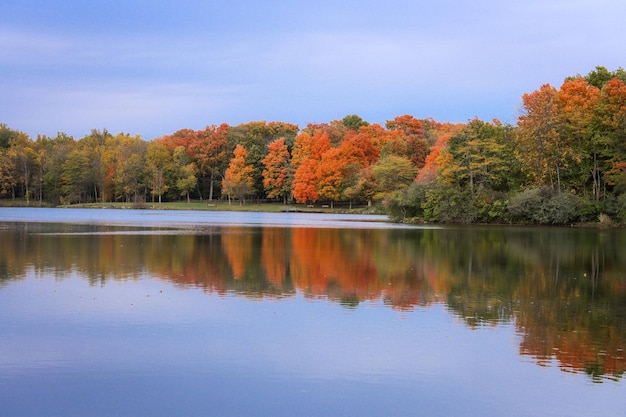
[1,208,625,417]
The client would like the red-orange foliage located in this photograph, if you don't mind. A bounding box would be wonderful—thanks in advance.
[292,131,330,203]
[416,123,463,183]
[262,137,291,201]
[385,114,429,168]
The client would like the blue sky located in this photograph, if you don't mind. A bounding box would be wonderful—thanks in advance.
[2,0,625,140]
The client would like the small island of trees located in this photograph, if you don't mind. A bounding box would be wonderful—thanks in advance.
[2,66,626,225]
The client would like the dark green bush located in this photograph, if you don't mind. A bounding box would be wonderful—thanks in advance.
[384,182,427,222]
[423,186,476,223]
[616,193,626,224]
[508,187,592,225]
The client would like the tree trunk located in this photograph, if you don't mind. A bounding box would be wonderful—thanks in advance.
[208,172,215,201]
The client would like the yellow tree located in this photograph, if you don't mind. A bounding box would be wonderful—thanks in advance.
[7,132,37,205]
[146,141,173,203]
[222,144,255,204]
[517,84,560,189]
[0,147,18,200]
[112,134,148,202]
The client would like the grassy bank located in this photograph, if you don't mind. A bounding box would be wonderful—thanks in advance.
[47,200,380,215]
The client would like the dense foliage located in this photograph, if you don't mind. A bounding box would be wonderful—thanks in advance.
[2,66,626,225]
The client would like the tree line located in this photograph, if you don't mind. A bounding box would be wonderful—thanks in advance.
[1,66,626,225]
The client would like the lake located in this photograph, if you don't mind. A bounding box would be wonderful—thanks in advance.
[1,208,625,417]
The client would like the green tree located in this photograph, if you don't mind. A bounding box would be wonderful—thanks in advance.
[444,118,516,196]
[228,121,299,199]
[372,155,417,201]
[593,78,626,193]
[40,132,75,205]
[582,65,626,89]
[342,114,369,131]
[61,147,90,204]
[172,146,197,203]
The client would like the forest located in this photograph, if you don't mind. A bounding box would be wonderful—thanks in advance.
[2,66,626,225]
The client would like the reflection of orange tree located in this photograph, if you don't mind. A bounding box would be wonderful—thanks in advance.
[288,228,438,308]
[221,227,254,279]
[149,234,230,294]
[261,227,289,287]
[291,228,390,302]
[516,275,626,382]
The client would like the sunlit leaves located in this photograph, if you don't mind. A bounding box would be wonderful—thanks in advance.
[262,137,292,202]
[222,144,255,204]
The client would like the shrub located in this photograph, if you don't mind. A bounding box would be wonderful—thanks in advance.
[473,189,509,223]
[508,187,591,225]
[423,186,476,223]
[384,182,427,222]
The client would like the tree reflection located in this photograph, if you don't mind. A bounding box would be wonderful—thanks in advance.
[1,223,625,381]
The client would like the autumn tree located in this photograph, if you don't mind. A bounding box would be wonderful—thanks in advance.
[188,124,230,201]
[516,84,561,189]
[291,131,330,204]
[77,129,113,203]
[416,123,463,184]
[317,147,344,205]
[112,134,148,202]
[262,137,292,203]
[228,121,299,199]
[303,121,348,147]
[6,131,38,205]
[385,114,429,168]
[146,141,173,203]
[556,77,601,196]
[222,144,255,204]
[372,155,417,201]
[317,130,379,207]
[0,147,18,199]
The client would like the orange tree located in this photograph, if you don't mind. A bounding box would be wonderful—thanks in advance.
[262,137,292,203]
[222,144,255,204]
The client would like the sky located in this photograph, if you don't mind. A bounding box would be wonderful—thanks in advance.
[2,0,625,140]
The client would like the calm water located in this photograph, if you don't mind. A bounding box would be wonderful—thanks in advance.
[1,208,625,417]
